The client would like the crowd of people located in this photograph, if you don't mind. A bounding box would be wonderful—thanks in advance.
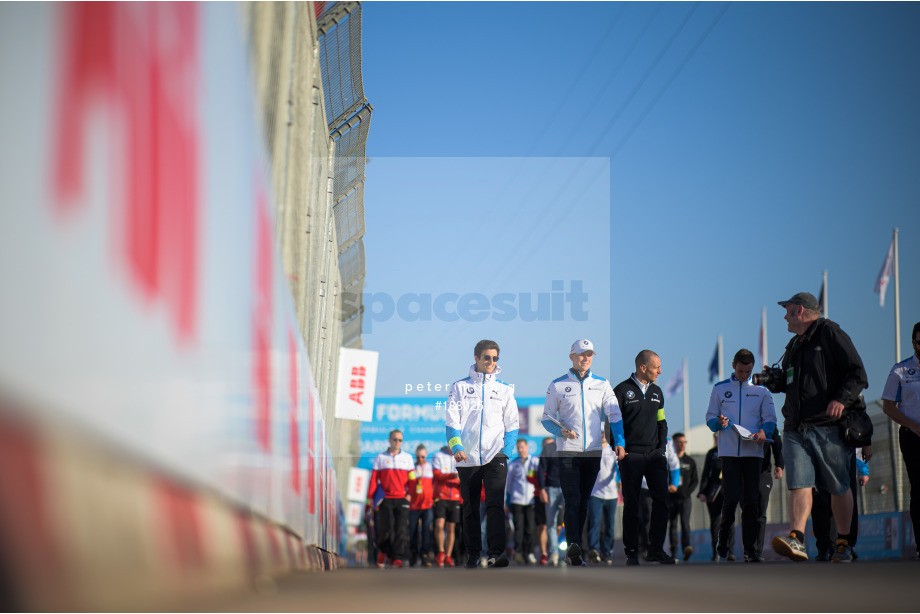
[364,292,920,568]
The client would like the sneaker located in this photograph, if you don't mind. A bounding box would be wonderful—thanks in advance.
[391,559,404,568]
[682,546,693,561]
[647,549,676,564]
[464,557,480,569]
[421,555,432,567]
[513,551,524,565]
[603,554,614,565]
[480,557,488,568]
[565,543,585,567]
[710,553,718,562]
[527,552,537,564]
[814,549,830,562]
[550,552,559,566]
[487,553,510,568]
[587,549,602,564]
[832,540,853,563]
[376,552,387,568]
[743,551,763,563]
[436,552,446,567]
[625,549,640,566]
[771,534,809,562]
[539,553,548,566]
[444,555,455,567]
[726,553,736,562]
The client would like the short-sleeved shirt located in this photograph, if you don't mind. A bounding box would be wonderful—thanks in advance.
[882,354,920,423]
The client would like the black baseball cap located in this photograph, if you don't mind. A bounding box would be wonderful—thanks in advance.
[778,292,820,310]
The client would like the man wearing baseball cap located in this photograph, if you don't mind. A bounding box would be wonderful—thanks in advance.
[541,339,625,567]
[766,292,868,563]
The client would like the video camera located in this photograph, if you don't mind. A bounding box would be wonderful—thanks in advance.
[752,366,785,393]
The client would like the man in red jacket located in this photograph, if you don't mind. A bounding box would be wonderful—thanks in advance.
[366,429,414,567]
[432,445,462,566]
[408,444,435,567]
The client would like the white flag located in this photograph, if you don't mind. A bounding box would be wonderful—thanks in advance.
[874,237,894,307]
[665,367,683,398]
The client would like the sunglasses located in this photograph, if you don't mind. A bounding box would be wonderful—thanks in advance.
[479,355,499,363]
[391,438,403,442]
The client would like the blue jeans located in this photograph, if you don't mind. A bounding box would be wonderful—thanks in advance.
[587,496,617,556]
[408,507,433,560]
[544,486,564,556]
[784,425,853,495]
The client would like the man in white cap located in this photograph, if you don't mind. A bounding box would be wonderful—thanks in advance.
[541,339,625,567]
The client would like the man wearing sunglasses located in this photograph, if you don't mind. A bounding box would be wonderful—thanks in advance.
[366,429,415,567]
[882,321,920,560]
[446,339,519,568]
[542,338,625,567]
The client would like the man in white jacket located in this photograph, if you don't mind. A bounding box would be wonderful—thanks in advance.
[541,338,625,567]
[445,339,519,568]
[705,348,777,563]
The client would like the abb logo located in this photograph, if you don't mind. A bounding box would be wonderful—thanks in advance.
[349,366,367,405]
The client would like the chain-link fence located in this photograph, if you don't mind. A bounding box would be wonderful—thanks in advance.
[318,1,371,349]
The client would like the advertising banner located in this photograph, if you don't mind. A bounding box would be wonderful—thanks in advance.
[335,348,379,421]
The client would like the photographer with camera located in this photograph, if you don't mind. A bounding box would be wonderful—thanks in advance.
[760,292,868,563]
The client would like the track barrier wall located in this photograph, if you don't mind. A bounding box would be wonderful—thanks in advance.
[0,3,353,609]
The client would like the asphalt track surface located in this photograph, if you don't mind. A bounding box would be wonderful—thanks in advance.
[176,559,916,612]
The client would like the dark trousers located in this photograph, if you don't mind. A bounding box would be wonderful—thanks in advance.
[900,427,920,552]
[376,498,410,561]
[637,488,652,553]
[558,453,602,549]
[620,450,669,553]
[668,496,692,555]
[812,452,859,553]
[408,507,433,562]
[706,494,733,556]
[458,454,508,559]
[510,503,535,558]
[719,456,761,555]
[754,469,775,556]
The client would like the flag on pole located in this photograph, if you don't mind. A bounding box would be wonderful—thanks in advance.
[708,342,719,382]
[665,367,683,398]
[875,236,895,307]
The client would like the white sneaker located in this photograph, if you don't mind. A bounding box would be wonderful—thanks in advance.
[550,552,559,567]
[527,552,537,564]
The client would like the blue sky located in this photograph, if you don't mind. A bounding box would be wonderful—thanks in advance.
[359,1,920,432]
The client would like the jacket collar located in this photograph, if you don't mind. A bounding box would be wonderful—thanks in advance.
[569,368,592,382]
[469,364,502,382]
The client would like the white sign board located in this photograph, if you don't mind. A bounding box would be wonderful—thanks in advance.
[347,467,371,503]
[334,348,379,421]
[346,502,364,527]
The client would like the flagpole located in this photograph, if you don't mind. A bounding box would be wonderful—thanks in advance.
[894,228,900,361]
[822,270,828,319]
[761,307,768,366]
[683,357,690,432]
[718,335,724,381]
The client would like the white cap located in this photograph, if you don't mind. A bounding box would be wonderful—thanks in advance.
[570,339,596,355]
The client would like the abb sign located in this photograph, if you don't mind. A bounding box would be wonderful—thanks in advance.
[334,348,379,422]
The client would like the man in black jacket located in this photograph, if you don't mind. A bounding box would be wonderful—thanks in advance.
[668,432,698,562]
[613,350,673,565]
[697,434,734,560]
[536,437,563,565]
[766,292,868,563]
[754,434,783,560]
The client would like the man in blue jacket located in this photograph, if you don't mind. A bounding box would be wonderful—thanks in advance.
[705,348,777,563]
[445,339,519,568]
